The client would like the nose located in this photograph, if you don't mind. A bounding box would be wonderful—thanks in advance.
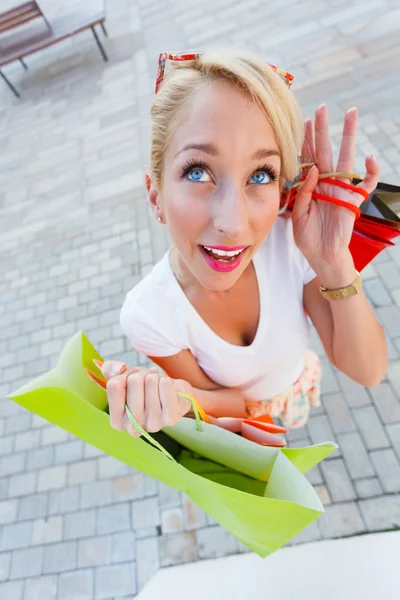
[212,185,249,239]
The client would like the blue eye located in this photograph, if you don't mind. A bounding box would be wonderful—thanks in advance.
[250,171,272,184]
[187,167,211,182]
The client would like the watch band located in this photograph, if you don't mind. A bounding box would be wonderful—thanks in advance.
[319,271,362,300]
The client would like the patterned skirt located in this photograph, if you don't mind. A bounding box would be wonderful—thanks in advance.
[245,349,322,429]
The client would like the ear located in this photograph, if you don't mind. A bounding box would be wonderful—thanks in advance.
[145,172,163,221]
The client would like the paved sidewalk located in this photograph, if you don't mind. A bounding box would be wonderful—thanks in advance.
[1,0,400,598]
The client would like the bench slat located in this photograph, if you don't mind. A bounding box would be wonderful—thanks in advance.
[0,10,106,67]
[0,2,38,23]
[0,9,41,34]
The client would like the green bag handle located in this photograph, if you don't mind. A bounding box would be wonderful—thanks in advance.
[125,392,204,462]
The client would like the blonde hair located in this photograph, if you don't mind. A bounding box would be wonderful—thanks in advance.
[150,48,304,191]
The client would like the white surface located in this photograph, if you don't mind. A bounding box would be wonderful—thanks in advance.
[137,531,400,600]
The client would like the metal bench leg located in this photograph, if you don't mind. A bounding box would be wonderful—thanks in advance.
[0,70,20,97]
[91,26,108,61]
[101,23,108,37]
[19,58,28,70]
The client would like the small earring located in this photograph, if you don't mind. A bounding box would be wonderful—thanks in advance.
[157,216,163,223]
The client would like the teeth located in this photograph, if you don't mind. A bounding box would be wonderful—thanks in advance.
[203,246,244,257]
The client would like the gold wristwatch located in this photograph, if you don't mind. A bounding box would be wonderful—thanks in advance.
[319,271,362,300]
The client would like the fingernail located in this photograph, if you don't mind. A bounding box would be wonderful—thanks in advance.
[92,359,103,369]
[370,154,375,160]
[111,362,126,375]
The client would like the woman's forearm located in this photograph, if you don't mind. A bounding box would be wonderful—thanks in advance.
[191,385,247,418]
[318,254,388,388]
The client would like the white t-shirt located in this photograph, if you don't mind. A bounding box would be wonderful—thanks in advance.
[119,217,317,400]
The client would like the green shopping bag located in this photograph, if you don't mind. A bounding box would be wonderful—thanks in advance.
[8,332,337,557]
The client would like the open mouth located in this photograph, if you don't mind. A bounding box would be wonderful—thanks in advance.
[201,245,246,262]
[199,245,249,272]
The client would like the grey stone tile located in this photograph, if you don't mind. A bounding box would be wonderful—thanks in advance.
[0,500,18,525]
[0,552,11,582]
[355,477,383,499]
[64,509,96,540]
[43,541,77,574]
[158,482,180,508]
[323,393,356,433]
[161,531,197,567]
[14,430,41,452]
[97,456,132,479]
[370,449,400,493]
[78,535,112,568]
[26,447,54,471]
[196,525,239,559]
[96,503,131,535]
[364,277,392,306]
[23,576,58,600]
[111,474,145,502]
[320,458,356,501]
[182,495,207,531]
[287,521,321,546]
[369,381,400,424]
[80,481,112,509]
[359,494,400,530]
[31,516,63,545]
[161,507,184,534]
[54,440,84,465]
[18,493,48,520]
[306,415,338,453]
[38,466,67,492]
[136,536,159,590]
[352,405,391,450]
[10,546,43,579]
[0,453,26,476]
[0,435,13,457]
[0,521,32,551]
[59,569,93,600]
[8,472,37,498]
[306,465,324,486]
[131,497,160,531]
[94,563,136,599]
[67,460,97,486]
[318,502,365,538]
[336,432,375,479]
[41,426,70,446]
[0,581,24,600]
[111,531,135,563]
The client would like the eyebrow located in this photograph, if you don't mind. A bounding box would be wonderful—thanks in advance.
[174,143,281,160]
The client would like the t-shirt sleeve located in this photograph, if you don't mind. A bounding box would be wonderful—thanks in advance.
[119,297,183,358]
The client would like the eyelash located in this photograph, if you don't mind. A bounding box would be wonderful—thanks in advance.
[179,159,279,184]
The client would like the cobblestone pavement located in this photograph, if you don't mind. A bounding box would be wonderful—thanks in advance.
[1,0,400,597]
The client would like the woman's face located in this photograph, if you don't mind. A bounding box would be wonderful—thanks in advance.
[152,80,282,291]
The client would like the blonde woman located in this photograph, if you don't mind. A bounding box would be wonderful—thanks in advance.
[98,48,387,436]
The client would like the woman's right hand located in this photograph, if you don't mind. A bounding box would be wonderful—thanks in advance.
[98,361,193,437]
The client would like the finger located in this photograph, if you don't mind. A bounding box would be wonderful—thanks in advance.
[143,373,163,432]
[292,165,319,221]
[315,104,333,174]
[101,360,127,378]
[107,372,130,431]
[301,117,315,166]
[160,378,189,427]
[357,154,380,196]
[336,107,358,180]
[125,371,146,433]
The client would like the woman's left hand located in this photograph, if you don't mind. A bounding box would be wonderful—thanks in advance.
[291,104,380,269]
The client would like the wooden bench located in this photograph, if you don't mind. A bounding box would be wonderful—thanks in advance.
[0,1,108,97]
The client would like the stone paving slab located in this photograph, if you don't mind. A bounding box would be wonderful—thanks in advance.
[1,0,400,597]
